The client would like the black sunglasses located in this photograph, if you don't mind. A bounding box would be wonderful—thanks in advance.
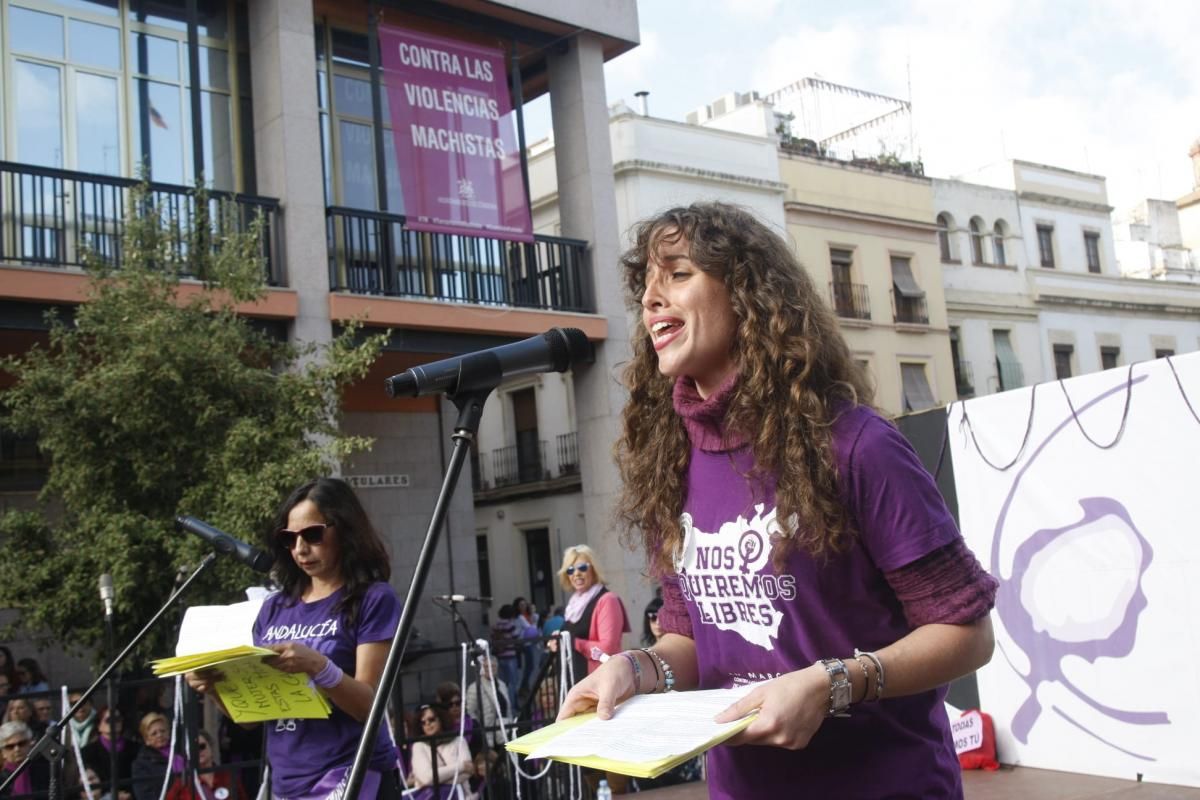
[2,740,31,750]
[565,563,591,576]
[276,523,330,550]
[646,612,658,621]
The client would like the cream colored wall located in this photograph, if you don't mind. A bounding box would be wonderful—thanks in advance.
[781,155,954,416]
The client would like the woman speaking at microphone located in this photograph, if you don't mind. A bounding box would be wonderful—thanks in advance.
[186,478,402,800]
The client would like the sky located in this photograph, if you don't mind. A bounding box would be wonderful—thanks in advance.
[522,0,1200,213]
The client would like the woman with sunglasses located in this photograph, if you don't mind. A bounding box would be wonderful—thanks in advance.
[186,477,401,800]
[556,546,630,680]
[164,730,246,800]
[641,597,664,648]
[407,705,475,800]
[1,720,48,799]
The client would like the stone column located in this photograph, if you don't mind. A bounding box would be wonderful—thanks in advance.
[247,0,331,347]
[548,34,650,625]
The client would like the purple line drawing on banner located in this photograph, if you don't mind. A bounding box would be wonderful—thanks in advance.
[986,374,1169,760]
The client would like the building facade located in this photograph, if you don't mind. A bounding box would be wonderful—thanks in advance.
[0,0,639,681]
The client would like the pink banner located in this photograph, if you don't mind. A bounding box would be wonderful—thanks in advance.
[379,26,533,242]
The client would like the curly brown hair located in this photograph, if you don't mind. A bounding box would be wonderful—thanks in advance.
[615,202,874,573]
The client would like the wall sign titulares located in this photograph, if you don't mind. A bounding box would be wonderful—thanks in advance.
[379,26,533,242]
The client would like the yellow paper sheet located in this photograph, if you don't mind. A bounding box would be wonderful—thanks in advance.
[214,657,331,723]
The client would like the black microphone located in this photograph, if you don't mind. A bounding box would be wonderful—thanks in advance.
[99,574,114,620]
[434,594,492,604]
[384,327,593,398]
[175,516,274,573]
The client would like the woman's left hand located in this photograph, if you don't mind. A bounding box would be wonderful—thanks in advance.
[713,664,830,750]
[263,643,327,676]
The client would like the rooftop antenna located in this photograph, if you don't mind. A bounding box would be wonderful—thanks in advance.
[634,90,649,117]
[906,56,915,160]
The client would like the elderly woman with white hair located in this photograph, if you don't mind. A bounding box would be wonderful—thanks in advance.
[556,545,630,679]
[1,720,49,798]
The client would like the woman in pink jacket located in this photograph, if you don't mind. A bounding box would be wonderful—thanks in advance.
[558,545,630,678]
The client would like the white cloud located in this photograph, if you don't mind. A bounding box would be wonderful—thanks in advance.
[604,29,661,98]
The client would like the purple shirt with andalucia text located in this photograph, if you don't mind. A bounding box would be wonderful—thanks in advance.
[253,582,400,797]
[660,377,967,799]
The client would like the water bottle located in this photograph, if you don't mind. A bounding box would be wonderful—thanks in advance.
[596,778,613,800]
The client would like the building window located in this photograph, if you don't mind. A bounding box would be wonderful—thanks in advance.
[1053,344,1074,380]
[950,327,973,397]
[1100,346,1120,371]
[1037,224,1055,268]
[993,329,1023,391]
[1084,231,1102,274]
[890,255,928,324]
[900,362,936,412]
[969,217,986,264]
[1155,348,1175,359]
[993,220,1007,266]
[936,212,957,262]
[829,248,868,319]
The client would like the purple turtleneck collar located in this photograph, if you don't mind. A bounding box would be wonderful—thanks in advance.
[672,371,749,453]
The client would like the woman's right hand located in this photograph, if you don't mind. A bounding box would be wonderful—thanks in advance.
[184,668,223,695]
[556,652,637,722]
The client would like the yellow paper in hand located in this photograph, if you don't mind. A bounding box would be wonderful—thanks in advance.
[215,657,331,723]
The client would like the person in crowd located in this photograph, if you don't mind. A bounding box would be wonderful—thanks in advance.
[556,202,998,799]
[555,545,630,679]
[641,597,664,648]
[67,693,98,748]
[14,662,47,697]
[1,721,48,799]
[487,607,520,715]
[131,712,181,800]
[0,650,19,698]
[539,607,565,639]
[0,676,11,722]
[2,701,32,727]
[433,684,475,751]
[73,766,108,800]
[28,700,52,739]
[164,730,246,800]
[407,704,474,800]
[464,657,509,749]
[469,749,509,800]
[186,477,402,800]
[510,598,540,696]
[81,708,135,800]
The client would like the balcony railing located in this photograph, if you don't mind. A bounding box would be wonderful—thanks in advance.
[474,431,582,491]
[326,207,591,312]
[891,290,929,325]
[829,281,871,320]
[556,431,579,476]
[0,161,282,284]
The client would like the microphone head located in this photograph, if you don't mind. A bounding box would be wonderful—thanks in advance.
[545,328,594,372]
[248,549,275,574]
[99,573,114,600]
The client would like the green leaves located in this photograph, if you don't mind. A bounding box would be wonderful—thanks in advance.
[0,184,385,662]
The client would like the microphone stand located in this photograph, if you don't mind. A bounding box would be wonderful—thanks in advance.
[104,609,118,800]
[0,554,219,798]
[343,388,491,800]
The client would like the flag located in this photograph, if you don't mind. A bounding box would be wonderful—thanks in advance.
[148,104,168,130]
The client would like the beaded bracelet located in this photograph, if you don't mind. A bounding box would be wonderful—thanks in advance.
[852,653,872,703]
[640,648,675,693]
[854,648,885,701]
[312,657,344,689]
[619,651,643,694]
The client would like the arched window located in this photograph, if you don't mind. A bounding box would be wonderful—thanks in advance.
[936,212,957,262]
[969,217,986,264]
[993,220,1007,266]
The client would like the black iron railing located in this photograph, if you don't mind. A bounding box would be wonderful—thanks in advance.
[556,431,579,476]
[326,206,590,312]
[491,441,546,487]
[829,281,871,320]
[0,161,282,284]
[891,290,929,325]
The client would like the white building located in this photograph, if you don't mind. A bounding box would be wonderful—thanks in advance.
[937,160,1200,394]
[1113,199,1198,283]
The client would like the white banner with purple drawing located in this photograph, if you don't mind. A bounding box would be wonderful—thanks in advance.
[947,351,1200,788]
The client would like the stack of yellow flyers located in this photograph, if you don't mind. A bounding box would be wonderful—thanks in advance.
[151,598,332,723]
[505,685,759,779]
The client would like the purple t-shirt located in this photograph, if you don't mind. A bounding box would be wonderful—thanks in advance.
[253,582,401,796]
[664,403,963,799]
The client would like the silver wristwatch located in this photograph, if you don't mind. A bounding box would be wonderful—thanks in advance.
[817,658,852,717]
